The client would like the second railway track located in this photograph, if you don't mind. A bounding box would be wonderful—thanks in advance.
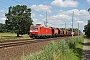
[0,37,71,48]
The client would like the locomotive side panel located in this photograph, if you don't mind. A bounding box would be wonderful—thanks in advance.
[38,27,52,37]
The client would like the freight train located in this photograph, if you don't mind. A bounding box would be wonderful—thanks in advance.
[29,24,78,38]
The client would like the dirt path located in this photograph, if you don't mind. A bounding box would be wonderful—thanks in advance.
[82,39,90,60]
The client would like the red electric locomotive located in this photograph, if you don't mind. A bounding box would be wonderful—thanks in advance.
[29,24,52,38]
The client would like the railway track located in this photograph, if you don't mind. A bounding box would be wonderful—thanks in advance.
[0,37,71,48]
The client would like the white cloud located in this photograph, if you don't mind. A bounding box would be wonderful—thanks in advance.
[32,18,44,25]
[57,9,89,21]
[52,14,71,20]
[77,21,83,23]
[32,9,89,31]
[31,13,36,18]
[51,0,78,8]
[2,14,5,16]
[66,9,89,16]
[30,4,51,13]
[87,0,90,4]
[0,18,6,20]
[0,10,5,12]
[39,14,43,17]
[49,9,89,23]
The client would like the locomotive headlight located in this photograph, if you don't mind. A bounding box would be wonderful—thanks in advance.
[30,30,32,32]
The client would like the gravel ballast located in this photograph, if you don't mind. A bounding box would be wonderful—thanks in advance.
[0,38,63,60]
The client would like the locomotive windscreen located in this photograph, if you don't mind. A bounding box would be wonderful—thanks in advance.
[30,26,38,30]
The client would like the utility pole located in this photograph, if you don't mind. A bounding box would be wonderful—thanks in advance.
[46,11,48,27]
[65,23,66,30]
[72,11,74,38]
[78,23,79,37]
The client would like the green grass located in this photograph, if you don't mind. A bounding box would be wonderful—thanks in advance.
[88,40,90,50]
[13,36,84,60]
[69,36,84,60]
[86,38,90,50]
[0,33,30,41]
[84,36,90,50]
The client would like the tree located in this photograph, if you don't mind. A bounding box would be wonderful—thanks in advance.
[88,8,90,14]
[0,23,6,32]
[83,20,90,37]
[84,8,90,37]
[5,5,33,37]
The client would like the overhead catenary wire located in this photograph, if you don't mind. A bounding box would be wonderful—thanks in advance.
[23,0,44,15]
[0,1,11,9]
[0,0,10,6]
[12,0,47,27]
[0,0,44,18]
[0,0,48,27]
[12,0,44,15]
[12,0,22,5]
[0,5,7,9]
[22,0,31,6]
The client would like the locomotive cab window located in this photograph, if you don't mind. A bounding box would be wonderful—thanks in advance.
[30,26,38,30]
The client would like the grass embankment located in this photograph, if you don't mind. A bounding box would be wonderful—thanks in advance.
[0,33,30,41]
[87,38,90,50]
[14,36,84,60]
[84,36,90,50]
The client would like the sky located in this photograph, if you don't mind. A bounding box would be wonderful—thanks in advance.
[0,0,90,32]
